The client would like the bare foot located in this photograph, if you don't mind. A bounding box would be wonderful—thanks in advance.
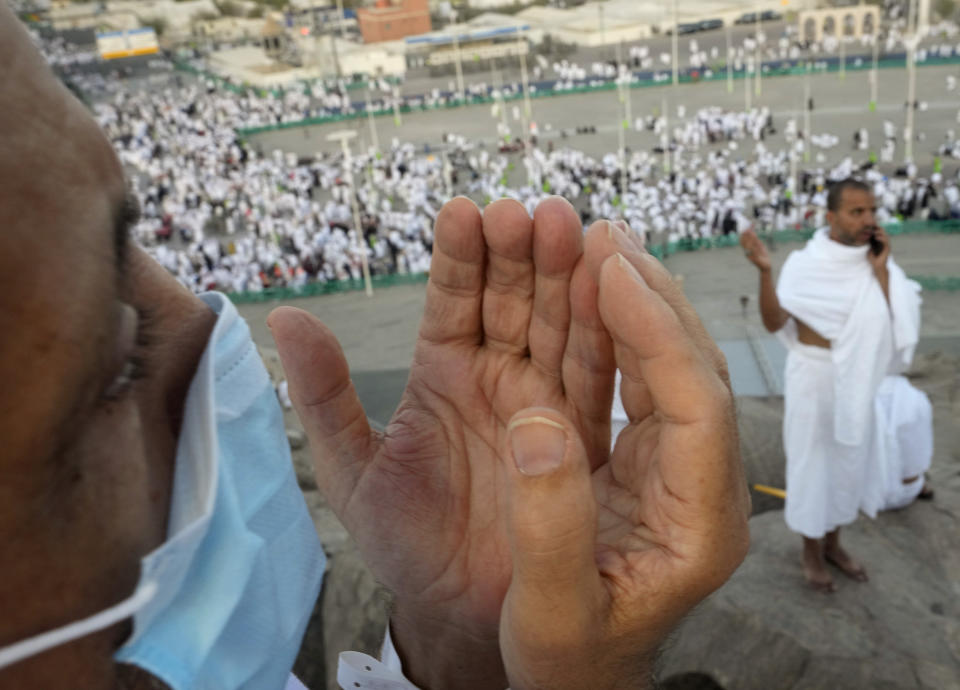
[802,539,836,593]
[824,544,869,583]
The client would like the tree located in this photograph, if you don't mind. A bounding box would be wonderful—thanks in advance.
[215,0,244,17]
[142,16,168,35]
[934,0,956,20]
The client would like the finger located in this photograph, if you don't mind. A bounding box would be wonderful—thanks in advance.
[528,196,583,378]
[597,253,729,428]
[268,306,374,513]
[481,198,535,355]
[500,408,604,662]
[419,197,486,345]
[562,226,617,469]
[584,221,730,389]
[599,255,748,562]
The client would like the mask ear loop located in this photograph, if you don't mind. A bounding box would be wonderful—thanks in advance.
[0,580,158,670]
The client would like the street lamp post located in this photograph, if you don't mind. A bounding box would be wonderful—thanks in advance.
[839,27,846,81]
[661,95,670,174]
[803,67,811,163]
[726,23,733,94]
[335,0,346,40]
[326,130,373,297]
[870,31,878,110]
[392,84,402,126]
[518,28,532,143]
[755,3,762,97]
[492,61,510,143]
[905,0,918,162]
[365,80,379,152]
[671,0,679,88]
[452,32,465,103]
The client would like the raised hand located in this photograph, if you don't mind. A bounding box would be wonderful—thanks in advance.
[498,222,750,690]
[269,197,617,689]
[739,228,772,272]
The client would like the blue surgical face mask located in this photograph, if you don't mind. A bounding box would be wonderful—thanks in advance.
[0,293,325,690]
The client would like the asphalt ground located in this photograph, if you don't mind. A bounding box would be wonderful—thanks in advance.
[249,64,960,178]
[239,233,960,427]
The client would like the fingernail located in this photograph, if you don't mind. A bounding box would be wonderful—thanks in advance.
[616,253,646,284]
[609,222,634,253]
[509,417,566,476]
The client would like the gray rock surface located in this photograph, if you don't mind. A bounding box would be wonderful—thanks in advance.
[658,492,960,690]
[658,354,960,689]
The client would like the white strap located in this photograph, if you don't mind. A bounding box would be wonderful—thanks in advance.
[0,581,157,670]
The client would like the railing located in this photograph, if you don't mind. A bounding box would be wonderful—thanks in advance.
[224,221,960,303]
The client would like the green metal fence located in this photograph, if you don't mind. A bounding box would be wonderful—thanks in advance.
[225,221,960,303]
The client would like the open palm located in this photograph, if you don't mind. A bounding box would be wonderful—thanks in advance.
[271,199,750,690]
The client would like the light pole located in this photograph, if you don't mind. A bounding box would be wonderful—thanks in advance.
[661,94,670,174]
[440,146,453,198]
[452,31,465,103]
[392,84,402,126]
[726,22,733,94]
[745,57,752,111]
[905,8,918,162]
[671,0,679,88]
[869,31,878,110]
[365,80,379,152]
[803,67,811,163]
[839,26,846,81]
[326,130,373,297]
[599,3,606,58]
[335,0,346,40]
[493,61,510,143]
[755,3,762,97]
[518,27,532,142]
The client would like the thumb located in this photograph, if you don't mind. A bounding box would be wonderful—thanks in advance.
[501,408,602,660]
[267,306,374,510]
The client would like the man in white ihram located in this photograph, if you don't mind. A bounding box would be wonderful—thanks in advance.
[740,178,934,593]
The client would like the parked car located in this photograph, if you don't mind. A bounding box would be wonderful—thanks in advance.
[697,18,723,31]
[667,22,701,35]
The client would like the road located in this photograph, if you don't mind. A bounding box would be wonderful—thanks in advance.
[250,63,960,176]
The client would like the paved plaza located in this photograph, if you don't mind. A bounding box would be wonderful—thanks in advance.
[251,64,960,177]
[239,232,960,425]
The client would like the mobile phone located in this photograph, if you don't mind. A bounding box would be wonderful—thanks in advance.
[869,231,883,256]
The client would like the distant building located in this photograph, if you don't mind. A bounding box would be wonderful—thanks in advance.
[356,0,431,44]
[193,16,267,44]
[405,17,536,71]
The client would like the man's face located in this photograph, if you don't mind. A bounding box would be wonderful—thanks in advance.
[826,187,878,247]
[0,10,214,687]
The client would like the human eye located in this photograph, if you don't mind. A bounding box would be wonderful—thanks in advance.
[101,307,155,403]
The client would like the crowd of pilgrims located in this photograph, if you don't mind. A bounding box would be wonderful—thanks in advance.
[30,23,960,296]
[38,6,960,124]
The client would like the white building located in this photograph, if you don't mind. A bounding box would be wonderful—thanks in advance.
[404,15,541,68]
[516,3,652,47]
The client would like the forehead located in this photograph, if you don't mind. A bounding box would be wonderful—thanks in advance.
[0,15,126,471]
[837,188,875,209]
